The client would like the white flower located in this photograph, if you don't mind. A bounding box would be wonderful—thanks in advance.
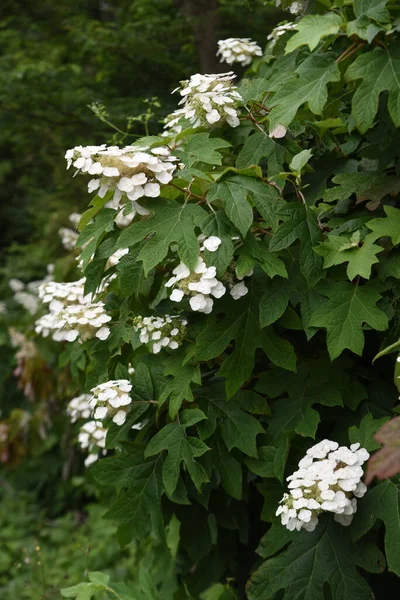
[134,314,187,354]
[171,289,185,302]
[58,227,78,251]
[217,38,262,67]
[267,21,297,49]
[165,258,226,313]
[107,247,129,268]
[230,281,248,300]
[90,380,133,427]
[65,144,178,214]
[276,439,369,532]
[9,278,25,292]
[78,420,107,466]
[201,236,222,252]
[172,72,243,129]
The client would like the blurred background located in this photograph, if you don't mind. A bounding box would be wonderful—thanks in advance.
[0,1,287,598]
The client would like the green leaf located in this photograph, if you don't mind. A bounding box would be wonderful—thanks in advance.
[208,176,285,235]
[324,172,400,210]
[77,209,115,270]
[289,149,312,173]
[236,132,285,179]
[367,205,400,245]
[345,46,400,134]
[195,280,296,397]
[210,433,243,500]
[145,418,210,496]
[116,247,152,298]
[247,518,374,600]
[313,233,383,280]
[310,282,388,360]
[244,234,287,279]
[161,358,201,420]
[200,211,235,277]
[117,200,205,273]
[353,481,400,575]
[245,436,290,482]
[259,360,343,440]
[103,452,164,543]
[259,276,296,327]
[176,133,231,167]
[268,53,341,130]
[285,13,342,54]
[238,78,269,102]
[88,572,110,587]
[61,583,98,600]
[198,390,264,458]
[348,413,390,451]
[354,0,390,23]
[269,204,323,286]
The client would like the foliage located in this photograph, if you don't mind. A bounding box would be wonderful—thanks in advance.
[1,0,400,598]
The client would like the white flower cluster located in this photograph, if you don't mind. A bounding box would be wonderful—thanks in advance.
[166,257,226,314]
[58,227,78,251]
[173,72,243,128]
[276,440,369,532]
[36,278,111,343]
[78,420,107,467]
[89,380,132,426]
[9,266,54,315]
[229,267,253,300]
[267,22,297,48]
[67,394,92,423]
[38,278,88,312]
[65,144,178,215]
[50,302,111,342]
[217,38,262,66]
[162,112,185,137]
[134,315,187,354]
[58,213,81,251]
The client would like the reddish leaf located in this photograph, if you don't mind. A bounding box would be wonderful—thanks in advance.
[366,416,400,484]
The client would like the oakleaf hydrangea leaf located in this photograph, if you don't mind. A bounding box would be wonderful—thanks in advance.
[285,13,343,54]
[345,45,400,134]
[145,412,210,496]
[176,133,231,167]
[117,200,206,273]
[195,280,296,397]
[310,282,388,359]
[267,53,341,130]
[367,205,400,245]
[313,233,383,280]
[247,518,374,600]
[353,480,400,575]
[270,203,323,286]
[324,172,400,210]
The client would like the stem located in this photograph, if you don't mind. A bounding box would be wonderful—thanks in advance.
[170,182,204,201]
[336,42,365,63]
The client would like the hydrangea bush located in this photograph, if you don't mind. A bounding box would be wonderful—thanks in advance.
[11,0,400,598]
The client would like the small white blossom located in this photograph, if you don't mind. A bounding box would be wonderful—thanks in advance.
[67,394,92,423]
[217,38,262,67]
[9,278,25,292]
[165,256,226,313]
[134,314,187,354]
[276,440,369,532]
[230,281,248,300]
[200,236,222,252]
[65,144,178,216]
[267,22,297,49]
[58,227,78,251]
[173,72,243,129]
[78,420,107,466]
[89,380,132,426]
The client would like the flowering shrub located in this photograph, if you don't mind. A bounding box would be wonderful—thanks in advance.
[4,0,400,598]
